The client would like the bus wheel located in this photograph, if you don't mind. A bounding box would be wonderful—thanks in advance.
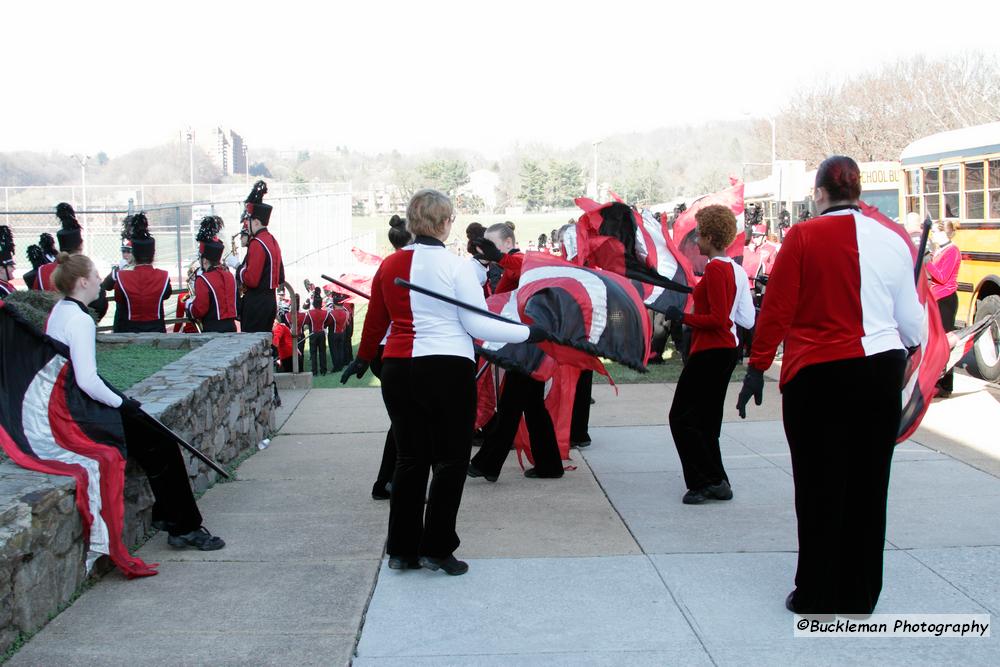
[968,295,1000,383]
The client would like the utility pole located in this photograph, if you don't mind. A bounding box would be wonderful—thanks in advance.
[186,128,195,202]
[591,140,602,201]
[71,154,90,222]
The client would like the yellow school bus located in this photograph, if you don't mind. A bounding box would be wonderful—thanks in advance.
[900,121,1000,381]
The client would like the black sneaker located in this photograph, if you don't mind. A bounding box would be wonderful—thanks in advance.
[524,467,563,479]
[418,555,469,576]
[467,464,498,482]
[167,527,225,551]
[570,439,592,449]
[682,488,708,505]
[387,556,421,570]
[705,480,733,501]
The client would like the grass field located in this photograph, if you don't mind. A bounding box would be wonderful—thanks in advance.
[96,344,188,391]
[308,305,758,389]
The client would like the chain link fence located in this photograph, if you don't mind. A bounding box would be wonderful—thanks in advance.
[1,184,375,326]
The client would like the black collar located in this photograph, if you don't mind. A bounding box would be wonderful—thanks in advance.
[415,235,445,247]
[64,297,89,314]
[509,248,521,255]
[821,204,861,215]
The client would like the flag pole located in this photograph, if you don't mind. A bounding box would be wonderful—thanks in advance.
[139,412,231,478]
[914,215,933,284]
[394,278,522,325]
[320,274,371,300]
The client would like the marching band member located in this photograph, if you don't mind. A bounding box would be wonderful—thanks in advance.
[40,232,58,263]
[112,213,171,333]
[35,203,108,320]
[21,244,47,295]
[272,309,295,372]
[739,155,923,615]
[233,181,283,333]
[101,235,134,294]
[304,287,333,376]
[327,292,352,372]
[663,204,755,505]
[926,220,961,397]
[0,226,16,296]
[188,216,238,333]
[348,190,545,575]
[468,223,564,481]
[45,252,224,551]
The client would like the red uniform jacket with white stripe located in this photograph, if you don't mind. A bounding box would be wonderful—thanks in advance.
[114,265,172,325]
[749,205,924,387]
[0,279,13,297]
[683,257,754,355]
[188,267,238,327]
[494,250,524,294]
[239,228,284,292]
[305,307,333,333]
[358,236,530,361]
[34,262,58,291]
[327,305,350,333]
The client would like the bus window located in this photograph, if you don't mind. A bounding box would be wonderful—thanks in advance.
[942,165,960,218]
[905,169,921,214]
[923,167,940,219]
[965,162,985,219]
[990,159,1000,219]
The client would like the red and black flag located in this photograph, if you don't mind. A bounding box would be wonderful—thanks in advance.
[515,252,652,371]
[0,302,158,578]
[670,179,746,280]
[945,314,1000,374]
[857,202,950,442]
[572,198,693,313]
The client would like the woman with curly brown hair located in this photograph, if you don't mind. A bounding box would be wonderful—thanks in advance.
[664,204,754,505]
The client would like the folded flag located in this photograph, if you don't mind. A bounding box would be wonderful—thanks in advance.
[0,302,158,578]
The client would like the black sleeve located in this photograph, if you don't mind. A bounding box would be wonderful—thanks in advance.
[89,290,109,321]
[101,272,116,292]
[163,283,173,301]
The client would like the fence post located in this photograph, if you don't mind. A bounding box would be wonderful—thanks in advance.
[175,206,183,290]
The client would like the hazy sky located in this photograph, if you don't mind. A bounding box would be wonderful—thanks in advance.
[3,0,998,157]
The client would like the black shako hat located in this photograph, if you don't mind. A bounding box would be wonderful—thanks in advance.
[55,202,82,252]
[243,180,272,227]
[123,212,155,263]
[196,215,225,263]
[0,225,14,266]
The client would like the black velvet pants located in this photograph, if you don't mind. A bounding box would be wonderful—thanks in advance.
[782,350,905,615]
[308,332,327,375]
[570,370,593,444]
[240,289,277,334]
[937,292,958,392]
[381,355,476,559]
[669,347,738,491]
[470,371,563,478]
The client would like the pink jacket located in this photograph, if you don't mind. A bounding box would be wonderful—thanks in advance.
[926,244,960,301]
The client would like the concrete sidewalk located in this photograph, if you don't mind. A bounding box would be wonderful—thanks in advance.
[10,378,1000,666]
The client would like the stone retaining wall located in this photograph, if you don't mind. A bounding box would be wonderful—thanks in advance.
[0,332,276,655]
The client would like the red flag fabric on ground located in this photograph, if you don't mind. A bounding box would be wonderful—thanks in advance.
[0,302,158,578]
[671,180,746,281]
[858,202,949,442]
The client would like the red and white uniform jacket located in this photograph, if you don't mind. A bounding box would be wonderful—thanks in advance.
[305,307,333,334]
[327,304,350,333]
[683,256,755,355]
[749,205,924,387]
[188,267,238,325]
[494,250,523,294]
[926,243,960,301]
[238,228,284,293]
[114,264,172,323]
[34,262,59,291]
[0,278,14,297]
[359,236,530,361]
[272,322,293,360]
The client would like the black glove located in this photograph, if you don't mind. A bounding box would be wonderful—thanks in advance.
[119,397,143,417]
[664,306,684,322]
[340,358,370,384]
[526,325,552,344]
[471,237,504,263]
[736,367,764,419]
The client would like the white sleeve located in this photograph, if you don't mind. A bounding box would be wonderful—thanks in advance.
[470,258,488,286]
[894,262,925,348]
[734,283,756,329]
[68,316,124,408]
[453,260,530,343]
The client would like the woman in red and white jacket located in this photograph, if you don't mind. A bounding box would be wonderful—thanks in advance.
[738,156,923,615]
[926,220,961,396]
[664,205,754,505]
[346,190,546,576]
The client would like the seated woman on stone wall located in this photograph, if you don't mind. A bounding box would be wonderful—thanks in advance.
[46,252,225,552]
